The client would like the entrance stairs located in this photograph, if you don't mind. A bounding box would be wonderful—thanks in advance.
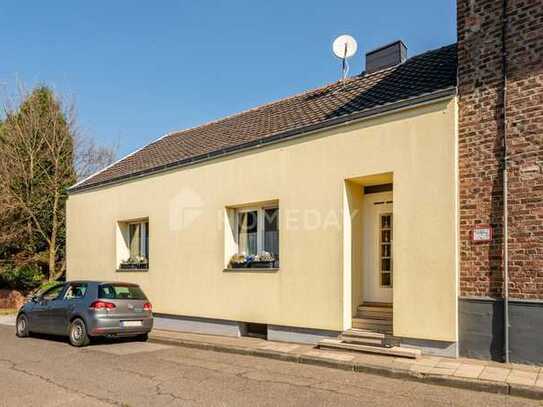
[318,302,421,359]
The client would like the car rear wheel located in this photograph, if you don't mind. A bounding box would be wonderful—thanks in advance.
[16,314,29,338]
[69,318,90,347]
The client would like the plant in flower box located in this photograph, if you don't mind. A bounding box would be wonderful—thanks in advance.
[229,253,248,268]
[250,251,276,268]
[120,256,148,270]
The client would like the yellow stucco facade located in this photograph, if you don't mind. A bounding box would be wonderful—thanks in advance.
[67,97,458,342]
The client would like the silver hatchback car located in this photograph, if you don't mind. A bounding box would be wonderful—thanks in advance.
[15,281,153,346]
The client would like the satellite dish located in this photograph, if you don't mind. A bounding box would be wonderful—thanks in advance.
[332,35,358,82]
[332,35,358,59]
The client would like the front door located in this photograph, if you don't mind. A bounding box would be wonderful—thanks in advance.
[30,284,65,333]
[363,191,393,303]
[45,298,69,335]
[48,283,89,335]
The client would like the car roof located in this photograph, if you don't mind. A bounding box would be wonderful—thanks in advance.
[66,280,140,286]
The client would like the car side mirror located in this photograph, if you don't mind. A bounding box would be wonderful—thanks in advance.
[30,295,40,303]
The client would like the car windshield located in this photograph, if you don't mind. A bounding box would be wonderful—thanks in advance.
[98,284,147,300]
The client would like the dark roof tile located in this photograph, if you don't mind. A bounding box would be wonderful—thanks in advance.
[73,43,457,191]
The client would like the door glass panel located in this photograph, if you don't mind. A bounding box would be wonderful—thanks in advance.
[381,230,391,243]
[381,258,391,272]
[379,213,393,287]
[381,215,391,229]
[381,273,391,286]
[381,244,391,258]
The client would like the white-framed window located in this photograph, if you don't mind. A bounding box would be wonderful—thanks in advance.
[230,205,279,268]
[117,218,149,271]
[128,221,149,260]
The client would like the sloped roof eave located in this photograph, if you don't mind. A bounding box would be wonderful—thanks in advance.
[71,43,458,192]
[68,86,456,194]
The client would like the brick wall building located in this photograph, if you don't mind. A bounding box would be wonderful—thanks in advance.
[458,0,543,363]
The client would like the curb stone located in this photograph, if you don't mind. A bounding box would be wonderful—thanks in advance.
[422,374,509,396]
[354,363,411,379]
[252,348,301,363]
[149,334,543,400]
[299,354,356,371]
[509,384,543,400]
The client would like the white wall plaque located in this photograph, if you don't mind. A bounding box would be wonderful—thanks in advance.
[472,225,493,242]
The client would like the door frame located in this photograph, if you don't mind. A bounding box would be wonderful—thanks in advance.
[362,191,393,304]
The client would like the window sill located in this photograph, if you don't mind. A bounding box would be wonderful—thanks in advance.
[223,268,279,273]
[116,268,149,273]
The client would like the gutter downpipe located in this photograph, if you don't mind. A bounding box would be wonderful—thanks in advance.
[501,0,510,364]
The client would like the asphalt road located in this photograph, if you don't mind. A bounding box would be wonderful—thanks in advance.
[0,325,539,406]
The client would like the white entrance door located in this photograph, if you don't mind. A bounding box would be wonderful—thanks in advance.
[363,191,393,303]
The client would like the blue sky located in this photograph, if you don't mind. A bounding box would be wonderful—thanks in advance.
[0,1,456,157]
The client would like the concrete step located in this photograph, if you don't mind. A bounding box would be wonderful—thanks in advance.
[352,326,392,335]
[359,302,392,309]
[343,329,386,340]
[352,317,391,326]
[361,302,392,308]
[338,335,386,346]
[352,318,392,333]
[341,329,400,347]
[340,334,384,346]
[357,306,393,316]
[319,339,421,359]
[351,327,392,335]
[355,311,393,320]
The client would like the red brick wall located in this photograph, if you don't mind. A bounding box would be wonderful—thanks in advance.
[458,0,543,299]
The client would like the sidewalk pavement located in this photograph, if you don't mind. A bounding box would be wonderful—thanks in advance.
[149,329,543,400]
[0,314,16,326]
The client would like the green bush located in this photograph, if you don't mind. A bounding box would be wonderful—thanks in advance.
[0,264,44,291]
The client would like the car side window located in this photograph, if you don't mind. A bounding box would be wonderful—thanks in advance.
[42,285,65,301]
[64,284,88,300]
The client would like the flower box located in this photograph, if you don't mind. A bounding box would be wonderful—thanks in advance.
[248,261,275,269]
[229,263,248,269]
[119,262,149,270]
[228,252,276,270]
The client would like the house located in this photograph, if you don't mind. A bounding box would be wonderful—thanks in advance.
[67,0,543,363]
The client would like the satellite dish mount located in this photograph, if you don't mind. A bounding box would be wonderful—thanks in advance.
[332,35,358,82]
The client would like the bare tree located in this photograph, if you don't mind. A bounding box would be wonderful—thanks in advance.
[0,86,75,280]
[0,85,117,281]
[74,133,118,181]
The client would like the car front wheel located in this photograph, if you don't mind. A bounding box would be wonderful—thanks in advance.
[69,318,90,347]
[16,314,29,338]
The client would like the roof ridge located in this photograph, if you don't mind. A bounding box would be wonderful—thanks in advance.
[159,42,457,143]
[164,80,350,139]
